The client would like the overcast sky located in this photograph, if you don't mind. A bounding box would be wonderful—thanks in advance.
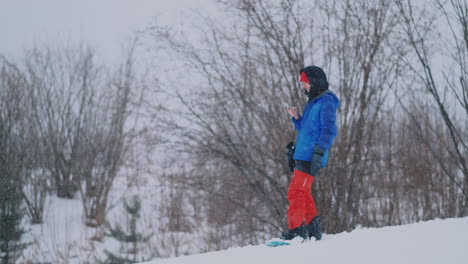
[0,0,213,62]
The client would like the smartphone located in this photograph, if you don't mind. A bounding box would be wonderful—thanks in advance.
[283,102,293,108]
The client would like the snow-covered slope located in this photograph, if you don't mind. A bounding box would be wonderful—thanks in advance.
[142,217,468,264]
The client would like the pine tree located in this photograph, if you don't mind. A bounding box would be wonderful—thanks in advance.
[0,155,28,264]
[101,195,152,264]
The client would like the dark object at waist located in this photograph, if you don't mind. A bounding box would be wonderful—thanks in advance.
[294,160,311,174]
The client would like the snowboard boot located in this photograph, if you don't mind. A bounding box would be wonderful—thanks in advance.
[280,222,309,240]
[307,216,322,241]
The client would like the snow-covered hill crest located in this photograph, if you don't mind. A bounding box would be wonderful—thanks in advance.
[142,217,468,264]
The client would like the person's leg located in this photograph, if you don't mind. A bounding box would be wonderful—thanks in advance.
[287,169,315,230]
[304,176,318,225]
[307,216,322,240]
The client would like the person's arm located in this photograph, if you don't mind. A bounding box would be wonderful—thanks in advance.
[288,107,302,130]
[310,96,338,175]
[316,96,338,151]
[291,114,302,130]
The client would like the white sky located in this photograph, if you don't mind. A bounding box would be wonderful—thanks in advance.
[0,0,213,62]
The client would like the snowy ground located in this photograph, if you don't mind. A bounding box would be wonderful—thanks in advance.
[18,173,164,263]
[18,169,209,263]
[141,217,468,264]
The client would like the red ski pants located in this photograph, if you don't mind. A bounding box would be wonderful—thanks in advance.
[287,169,318,229]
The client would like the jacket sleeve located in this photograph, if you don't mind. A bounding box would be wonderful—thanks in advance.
[316,96,338,151]
[291,114,302,130]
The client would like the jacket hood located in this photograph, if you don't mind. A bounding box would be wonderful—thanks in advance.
[323,90,340,105]
[300,66,329,100]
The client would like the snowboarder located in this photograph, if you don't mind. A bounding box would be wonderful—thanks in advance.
[282,65,339,241]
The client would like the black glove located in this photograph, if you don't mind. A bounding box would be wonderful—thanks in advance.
[286,141,296,172]
[310,145,325,176]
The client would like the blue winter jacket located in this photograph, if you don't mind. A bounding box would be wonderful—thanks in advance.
[292,90,339,167]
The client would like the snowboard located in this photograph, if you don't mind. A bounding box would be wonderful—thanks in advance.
[266,241,290,247]
[265,237,305,247]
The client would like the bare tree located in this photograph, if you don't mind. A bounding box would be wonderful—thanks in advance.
[19,43,138,227]
[306,0,403,232]
[24,45,101,199]
[0,56,52,225]
[74,47,136,227]
[396,0,468,215]
[148,0,320,239]
[18,106,52,225]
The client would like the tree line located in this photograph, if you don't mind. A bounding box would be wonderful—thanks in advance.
[0,43,143,262]
[0,0,466,261]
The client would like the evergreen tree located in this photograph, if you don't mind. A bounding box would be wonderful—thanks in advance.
[101,195,152,264]
[0,178,27,264]
[0,150,28,263]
